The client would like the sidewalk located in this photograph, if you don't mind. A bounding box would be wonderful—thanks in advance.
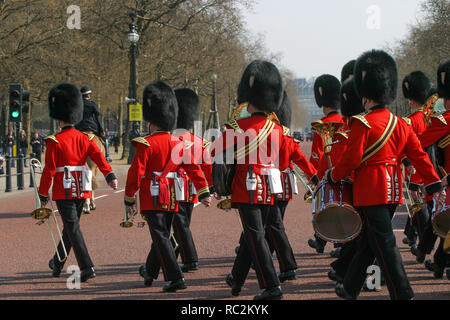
[0,147,131,200]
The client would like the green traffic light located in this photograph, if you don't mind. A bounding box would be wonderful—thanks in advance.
[11,110,20,118]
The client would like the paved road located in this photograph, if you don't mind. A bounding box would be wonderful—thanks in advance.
[0,142,448,300]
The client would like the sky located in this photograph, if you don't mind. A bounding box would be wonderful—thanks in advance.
[242,0,425,80]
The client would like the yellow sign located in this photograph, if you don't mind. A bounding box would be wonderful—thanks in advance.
[129,103,143,122]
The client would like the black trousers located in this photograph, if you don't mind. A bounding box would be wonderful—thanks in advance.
[418,201,438,254]
[265,200,297,272]
[343,204,414,300]
[172,202,198,264]
[231,203,280,290]
[331,236,360,279]
[143,211,183,282]
[53,199,93,271]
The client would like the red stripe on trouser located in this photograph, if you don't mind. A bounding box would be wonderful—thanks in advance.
[150,228,168,281]
[270,229,285,271]
[366,216,398,300]
[174,221,187,262]
[238,208,267,288]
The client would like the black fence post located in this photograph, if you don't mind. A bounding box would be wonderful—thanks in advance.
[17,154,24,190]
[5,156,11,192]
[29,156,34,188]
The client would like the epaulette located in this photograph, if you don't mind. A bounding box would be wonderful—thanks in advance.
[293,138,302,144]
[82,132,96,141]
[225,119,243,133]
[311,120,323,127]
[44,135,59,143]
[132,136,150,147]
[282,126,290,136]
[202,139,211,149]
[431,113,448,126]
[351,114,371,129]
[401,117,412,126]
[335,131,349,139]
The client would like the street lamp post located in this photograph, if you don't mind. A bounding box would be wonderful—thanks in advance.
[207,74,218,131]
[127,12,140,164]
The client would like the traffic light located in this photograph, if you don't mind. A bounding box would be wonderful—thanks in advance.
[22,90,30,113]
[9,84,23,122]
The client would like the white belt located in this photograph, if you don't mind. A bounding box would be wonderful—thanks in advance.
[56,166,85,173]
[152,172,178,179]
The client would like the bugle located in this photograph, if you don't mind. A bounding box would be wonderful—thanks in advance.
[293,164,314,203]
[404,172,424,219]
[30,158,68,263]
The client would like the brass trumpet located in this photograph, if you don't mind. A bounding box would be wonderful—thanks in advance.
[404,171,424,219]
[30,158,68,263]
[120,207,136,228]
[293,164,314,203]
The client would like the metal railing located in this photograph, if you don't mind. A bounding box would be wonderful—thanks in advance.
[1,154,38,192]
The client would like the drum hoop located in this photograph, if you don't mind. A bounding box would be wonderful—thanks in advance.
[312,204,362,244]
[432,206,450,238]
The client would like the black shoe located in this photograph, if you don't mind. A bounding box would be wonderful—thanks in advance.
[139,265,153,287]
[330,247,342,258]
[279,270,297,283]
[402,236,416,247]
[226,274,242,297]
[48,258,63,277]
[308,239,324,254]
[328,269,343,283]
[163,278,187,292]
[253,286,283,300]
[80,267,96,283]
[433,266,444,279]
[181,262,199,273]
[446,269,450,281]
[411,245,426,264]
[425,260,435,272]
[335,283,356,300]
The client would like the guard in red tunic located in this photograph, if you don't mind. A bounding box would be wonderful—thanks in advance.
[324,77,365,284]
[308,74,344,253]
[399,71,434,257]
[417,58,450,279]
[214,60,284,300]
[124,81,211,292]
[329,50,444,300]
[266,91,318,283]
[171,88,213,273]
[39,83,118,282]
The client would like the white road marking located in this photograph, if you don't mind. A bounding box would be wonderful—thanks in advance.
[94,195,109,200]
[114,189,125,194]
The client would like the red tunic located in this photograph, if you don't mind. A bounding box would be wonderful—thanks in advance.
[317,126,350,180]
[277,130,317,201]
[330,108,441,206]
[39,127,114,200]
[418,110,450,174]
[211,113,284,205]
[310,112,345,170]
[173,131,213,204]
[124,131,210,212]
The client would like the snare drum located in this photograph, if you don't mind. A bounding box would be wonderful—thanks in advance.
[432,190,450,238]
[312,180,362,244]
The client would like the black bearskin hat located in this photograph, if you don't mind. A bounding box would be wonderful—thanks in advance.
[48,83,83,124]
[402,71,431,105]
[341,60,356,82]
[341,78,364,118]
[437,59,450,99]
[314,74,341,109]
[275,91,292,128]
[174,88,200,130]
[354,50,398,105]
[143,81,178,131]
[237,60,283,112]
